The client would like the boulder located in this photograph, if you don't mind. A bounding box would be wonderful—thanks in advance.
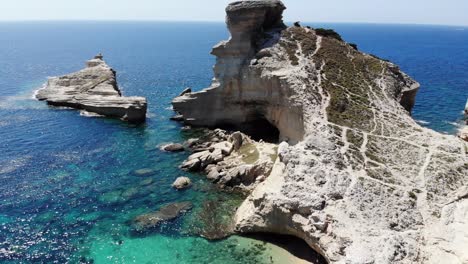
[207,167,221,182]
[219,161,272,187]
[172,177,192,190]
[184,138,199,148]
[36,54,147,123]
[209,149,224,164]
[131,202,193,232]
[219,165,253,187]
[210,141,234,156]
[229,132,244,150]
[180,158,201,171]
[459,127,468,142]
[161,143,184,152]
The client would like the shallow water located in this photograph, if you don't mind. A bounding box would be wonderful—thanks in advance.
[0,22,467,263]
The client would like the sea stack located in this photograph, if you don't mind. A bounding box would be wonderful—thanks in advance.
[36,54,147,123]
[172,1,468,263]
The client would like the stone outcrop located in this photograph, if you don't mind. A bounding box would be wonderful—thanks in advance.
[36,54,147,123]
[172,1,468,263]
[180,129,277,191]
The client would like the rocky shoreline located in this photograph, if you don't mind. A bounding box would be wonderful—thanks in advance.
[171,1,468,263]
[36,54,147,123]
[179,129,277,193]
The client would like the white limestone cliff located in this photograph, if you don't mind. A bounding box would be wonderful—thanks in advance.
[172,1,468,263]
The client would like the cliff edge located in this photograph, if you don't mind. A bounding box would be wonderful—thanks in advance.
[173,1,468,263]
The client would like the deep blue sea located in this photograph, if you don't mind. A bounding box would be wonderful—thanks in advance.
[0,22,467,263]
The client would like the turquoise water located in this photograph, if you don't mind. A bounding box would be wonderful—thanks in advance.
[0,22,467,263]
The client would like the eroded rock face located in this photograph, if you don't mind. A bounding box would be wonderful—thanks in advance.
[173,1,468,263]
[36,54,147,123]
[172,0,305,143]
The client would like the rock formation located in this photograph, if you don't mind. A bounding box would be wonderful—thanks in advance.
[172,177,192,190]
[36,54,147,123]
[460,99,468,142]
[161,143,185,152]
[180,129,277,191]
[173,1,468,263]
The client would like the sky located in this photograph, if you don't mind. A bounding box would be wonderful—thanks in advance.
[1,0,468,26]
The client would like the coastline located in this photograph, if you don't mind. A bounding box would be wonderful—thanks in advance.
[1,14,467,263]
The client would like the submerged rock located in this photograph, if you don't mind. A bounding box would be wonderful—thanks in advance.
[161,143,185,152]
[99,190,125,204]
[191,200,235,240]
[172,177,192,190]
[139,178,154,186]
[173,1,468,263]
[131,202,193,233]
[133,168,156,176]
[36,54,147,123]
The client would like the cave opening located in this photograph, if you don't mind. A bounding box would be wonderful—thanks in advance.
[243,233,328,264]
[240,117,280,143]
[219,115,280,144]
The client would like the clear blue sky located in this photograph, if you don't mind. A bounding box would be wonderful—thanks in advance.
[1,0,468,26]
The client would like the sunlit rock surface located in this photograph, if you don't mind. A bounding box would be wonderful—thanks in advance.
[36,54,147,123]
[173,1,468,263]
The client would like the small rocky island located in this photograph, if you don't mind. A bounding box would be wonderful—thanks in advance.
[36,54,147,123]
[172,0,468,263]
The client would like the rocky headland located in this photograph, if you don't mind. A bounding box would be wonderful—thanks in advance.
[172,0,468,263]
[36,54,147,123]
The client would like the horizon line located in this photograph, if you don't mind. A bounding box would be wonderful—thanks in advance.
[0,19,467,28]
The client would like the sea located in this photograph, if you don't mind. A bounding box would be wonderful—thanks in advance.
[0,22,467,263]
